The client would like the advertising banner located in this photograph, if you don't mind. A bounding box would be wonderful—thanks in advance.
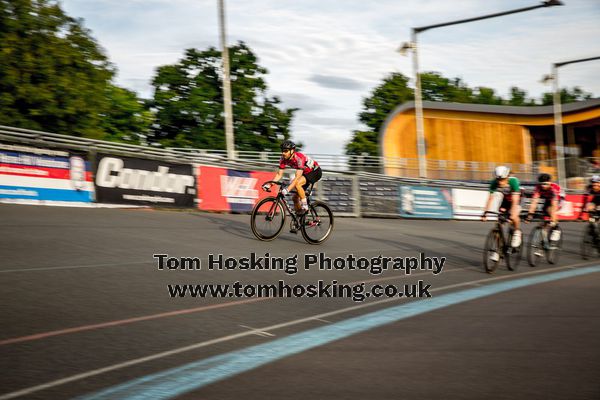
[557,194,585,221]
[0,143,93,202]
[452,188,497,220]
[94,154,195,207]
[197,165,273,212]
[399,186,453,219]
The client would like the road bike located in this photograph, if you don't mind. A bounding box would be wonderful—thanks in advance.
[527,213,563,266]
[250,180,334,244]
[482,211,522,273]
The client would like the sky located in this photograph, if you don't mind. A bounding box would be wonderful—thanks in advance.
[58,0,600,155]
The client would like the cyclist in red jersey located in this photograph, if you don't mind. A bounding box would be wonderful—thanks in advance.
[581,175,600,217]
[262,140,322,215]
[526,173,564,241]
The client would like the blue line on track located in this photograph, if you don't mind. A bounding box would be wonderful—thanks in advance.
[79,265,600,400]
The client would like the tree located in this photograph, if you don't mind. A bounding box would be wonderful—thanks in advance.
[472,86,503,105]
[540,86,593,106]
[101,85,154,144]
[0,0,151,141]
[507,86,535,106]
[420,72,472,103]
[150,42,297,151]
[346,73,413,156]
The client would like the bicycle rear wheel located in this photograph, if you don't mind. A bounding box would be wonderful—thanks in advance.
[251,197,285,241]
[527,227,544,267]
[546,226,562,265]
[301,201,334,244]
[483,229,501,273]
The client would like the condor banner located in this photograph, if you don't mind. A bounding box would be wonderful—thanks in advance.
[94,154,195,207]
[0,143,93,202]
[197,166,273,212]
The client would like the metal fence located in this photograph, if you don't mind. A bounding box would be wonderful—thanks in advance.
[0,125,590,188]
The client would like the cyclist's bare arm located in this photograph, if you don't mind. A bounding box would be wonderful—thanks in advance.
[481,194,495,221]
[272,169,285,183]
[528,196,539,215]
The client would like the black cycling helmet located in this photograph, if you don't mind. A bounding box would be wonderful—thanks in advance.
[280,140,296,151]
[538,173,552,183]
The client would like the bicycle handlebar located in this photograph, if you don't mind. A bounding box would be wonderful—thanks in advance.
[261,180,289,193]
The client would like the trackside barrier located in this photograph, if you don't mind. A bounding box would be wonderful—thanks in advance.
[0,131,590,220]
[316,174,359,217]
[196,165,273,212]
[399,186,452,219]
[93,154,195,207]
[0,143,94,203]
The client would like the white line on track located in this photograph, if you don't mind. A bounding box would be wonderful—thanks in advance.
[0,260,596,400]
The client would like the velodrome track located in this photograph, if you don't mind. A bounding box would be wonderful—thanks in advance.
[1,204,599,400]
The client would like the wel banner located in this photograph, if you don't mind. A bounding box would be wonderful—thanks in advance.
[197,166,273,212]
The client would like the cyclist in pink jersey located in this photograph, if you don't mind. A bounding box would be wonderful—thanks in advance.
[262,140,322,215]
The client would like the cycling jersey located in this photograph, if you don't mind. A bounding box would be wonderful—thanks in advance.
[532,182,564,202]
[489,176,521,202]
[584,186,600,207]
[279,152,319,175]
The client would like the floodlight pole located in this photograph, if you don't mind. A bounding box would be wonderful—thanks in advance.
[218,0,235,160]
[547,55,600,189]
[405,0,563,179]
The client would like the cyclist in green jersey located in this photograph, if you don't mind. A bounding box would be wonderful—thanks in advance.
[481,166,522,247]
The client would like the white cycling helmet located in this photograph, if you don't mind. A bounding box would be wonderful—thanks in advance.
[591,175,600,183]
[494,166,510,179]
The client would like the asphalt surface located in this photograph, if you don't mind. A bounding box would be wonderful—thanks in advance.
[0,204,599,399]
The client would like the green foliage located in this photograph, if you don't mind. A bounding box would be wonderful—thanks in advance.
[472,87,504,105]
[346,73,413,156]
[150,42,297,151]
[101,85,154,144]
[0,0,151,142]
[540,87,593,106]
[420,72,473,103]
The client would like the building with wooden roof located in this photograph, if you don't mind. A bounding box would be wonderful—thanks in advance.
[379,98,600,183]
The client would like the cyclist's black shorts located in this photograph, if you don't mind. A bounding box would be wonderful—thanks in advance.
[303,167,322,189]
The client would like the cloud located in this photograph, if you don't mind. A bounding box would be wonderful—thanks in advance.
[308,75,366,91]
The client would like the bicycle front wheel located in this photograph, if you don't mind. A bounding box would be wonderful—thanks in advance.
[505,230,522,271]
[527,227,544,267]
[251,197,286,241]
[546,226,562,265]
[301,201,334,244]
[483,229,501,273]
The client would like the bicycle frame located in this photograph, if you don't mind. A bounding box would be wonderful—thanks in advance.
[485,211,513,248]
[262,180,315,226]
